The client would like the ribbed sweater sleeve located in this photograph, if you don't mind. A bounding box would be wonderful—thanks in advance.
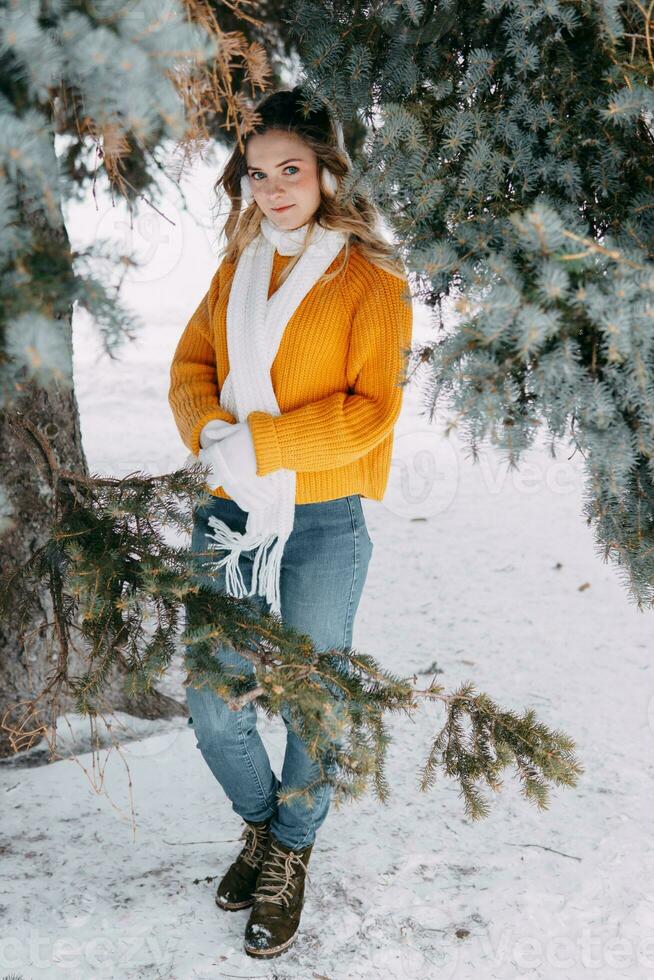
[168,274,236,455]
[247,266,413,476]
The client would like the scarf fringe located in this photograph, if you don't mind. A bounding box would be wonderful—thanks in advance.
[251,533,285,616]
[205,519,250,599]
[205,517,284,617]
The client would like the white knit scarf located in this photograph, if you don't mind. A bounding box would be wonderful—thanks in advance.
[203,215,347,616]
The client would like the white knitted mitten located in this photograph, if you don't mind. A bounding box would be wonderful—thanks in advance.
[199,418,235,448]
[199,422,275,511]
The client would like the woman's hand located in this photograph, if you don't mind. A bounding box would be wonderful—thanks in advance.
[199,422,276,512]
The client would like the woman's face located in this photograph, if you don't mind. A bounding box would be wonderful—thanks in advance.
[245,130,321,230]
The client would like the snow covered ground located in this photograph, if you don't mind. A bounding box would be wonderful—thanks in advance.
[1,148,653,979]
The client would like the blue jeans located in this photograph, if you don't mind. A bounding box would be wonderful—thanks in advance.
[184,492,373,851]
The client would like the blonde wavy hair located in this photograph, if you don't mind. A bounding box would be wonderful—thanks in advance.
[213,86,407,289]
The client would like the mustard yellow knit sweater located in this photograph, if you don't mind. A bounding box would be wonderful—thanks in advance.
[168,244,413,503]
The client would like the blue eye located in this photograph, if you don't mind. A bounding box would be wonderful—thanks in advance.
[251,166,299,181]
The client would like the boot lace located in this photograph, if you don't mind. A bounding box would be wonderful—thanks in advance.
[253,838,311,907]
[239,822,269,869]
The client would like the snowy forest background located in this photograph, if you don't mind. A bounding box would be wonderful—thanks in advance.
[1,0,653,976]
[1,137,652,980]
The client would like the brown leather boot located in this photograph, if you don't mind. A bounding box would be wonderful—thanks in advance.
[243,831,314,958]
[215,817,272,911]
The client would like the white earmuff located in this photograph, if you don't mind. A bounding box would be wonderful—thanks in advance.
[321,167,338,196]
[321,117,350,196]
[240,174,254,204]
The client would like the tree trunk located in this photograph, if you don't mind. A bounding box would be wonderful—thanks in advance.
[0,138,185,761]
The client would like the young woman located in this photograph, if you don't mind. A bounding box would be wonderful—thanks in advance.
[168,86,413,959]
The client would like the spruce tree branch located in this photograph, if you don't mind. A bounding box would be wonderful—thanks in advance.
[560,230,646,270]
[226,685,266,710]
[3,415,581,820]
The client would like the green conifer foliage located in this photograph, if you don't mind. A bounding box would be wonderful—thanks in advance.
[291,0,654,606]
[0,1,582,816]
